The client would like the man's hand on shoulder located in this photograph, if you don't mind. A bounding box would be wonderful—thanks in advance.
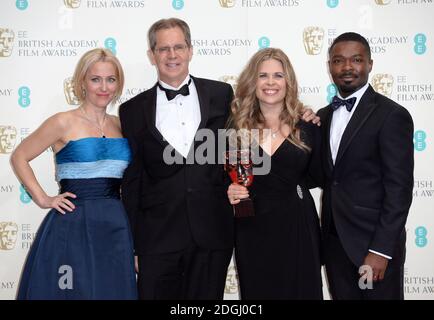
[301,107,321,126]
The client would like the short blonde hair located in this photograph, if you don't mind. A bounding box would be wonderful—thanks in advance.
[72,48,124,104]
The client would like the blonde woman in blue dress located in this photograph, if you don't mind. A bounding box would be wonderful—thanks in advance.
[11,48,137,299]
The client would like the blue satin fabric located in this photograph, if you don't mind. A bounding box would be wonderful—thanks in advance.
[56,137,131,164]
[55,138,131,181]
[60,178,121,200]
[17,139,137,300]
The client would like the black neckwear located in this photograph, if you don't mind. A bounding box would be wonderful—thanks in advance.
[158,79,192,101]
[330,96,357,112]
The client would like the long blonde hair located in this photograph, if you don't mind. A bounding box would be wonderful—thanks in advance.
[229,48,309,151]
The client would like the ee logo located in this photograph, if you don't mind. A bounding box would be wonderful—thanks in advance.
[414,33,427,55]
[172,0,184,10]
[326,84,338,103]
[20,184,32,204]
[258,37,270,49]
[414,130,427,151]
[104,38,117,55]
[415,226,427,248]
[16,0,28,10]
[18,86,31,108]
[327,0,339,8]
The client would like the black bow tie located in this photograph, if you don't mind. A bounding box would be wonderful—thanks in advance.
[330,96,357,112]
[158,79,191,101]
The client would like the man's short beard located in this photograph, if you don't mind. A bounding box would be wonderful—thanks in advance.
[340,84,357,94]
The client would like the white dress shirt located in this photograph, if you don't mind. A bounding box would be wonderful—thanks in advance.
[329,82,391,260]
[329,82,369,164]
[156,76,201,158]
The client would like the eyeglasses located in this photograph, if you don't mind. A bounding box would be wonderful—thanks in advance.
[154,44,189,55]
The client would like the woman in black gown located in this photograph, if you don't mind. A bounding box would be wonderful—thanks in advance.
[227,48,323,299]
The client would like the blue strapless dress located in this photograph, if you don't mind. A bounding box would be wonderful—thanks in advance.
[17,138,137,300]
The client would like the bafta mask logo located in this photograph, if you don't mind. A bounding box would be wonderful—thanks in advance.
[372,74,394,97]
[64,0,81,8]
[0,28,15,57]
[64,77,79,105]
[375,0,392,5]
[303,27,325,55]
[224,265,239,294]
[0,222,18,250]
[219,75,238,92]
[0,125,17,154]
[219,0,236,8]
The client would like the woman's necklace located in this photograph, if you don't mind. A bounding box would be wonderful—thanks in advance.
[270,127,280,139]
[264,124,281,139]
[80,106,107,138]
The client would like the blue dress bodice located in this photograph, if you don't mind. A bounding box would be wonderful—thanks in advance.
[55,137,131,181]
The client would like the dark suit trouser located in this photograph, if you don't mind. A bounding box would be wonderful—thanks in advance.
[137,244,232,300]
[324,233,404,300]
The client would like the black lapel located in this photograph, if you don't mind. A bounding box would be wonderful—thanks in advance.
[323,107,334,172]
[143,83,168,147]
[335,85,377,166]
[191,76,210,130]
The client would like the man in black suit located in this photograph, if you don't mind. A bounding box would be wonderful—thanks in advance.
[118,18,234,299]
[317,32,414,300]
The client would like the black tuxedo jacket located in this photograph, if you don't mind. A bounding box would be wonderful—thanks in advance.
[317,85,414,266]
[119,76,234,255]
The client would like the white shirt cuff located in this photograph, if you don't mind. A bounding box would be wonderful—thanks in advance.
[369,249,392,260]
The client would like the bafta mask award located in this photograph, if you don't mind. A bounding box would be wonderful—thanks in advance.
[224,149,255,218]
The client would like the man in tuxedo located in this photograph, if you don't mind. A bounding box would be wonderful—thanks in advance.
[317,32,414,299]
[119,18,234,299]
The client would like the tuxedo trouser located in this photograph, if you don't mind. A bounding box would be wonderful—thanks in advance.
[137,244,232,300]
[324,233,404,300]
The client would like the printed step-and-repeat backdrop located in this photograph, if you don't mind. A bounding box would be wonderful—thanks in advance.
[1,0,433,300]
